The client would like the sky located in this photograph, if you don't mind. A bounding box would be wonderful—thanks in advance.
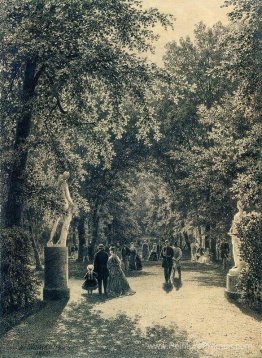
[141,0,229,66]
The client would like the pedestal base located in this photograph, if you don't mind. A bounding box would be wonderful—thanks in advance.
[225,271,240,300]
[43,247,70,301]
[43,287,70,300]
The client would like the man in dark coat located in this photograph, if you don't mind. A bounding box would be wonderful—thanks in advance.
[161,240,174,283]
[121,244,130,271]
[93,243,109,295]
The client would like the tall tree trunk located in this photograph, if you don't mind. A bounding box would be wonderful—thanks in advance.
[5,60,37,228]
[91,208,100,251]
[26,211,43,271]
[77,216,85,262]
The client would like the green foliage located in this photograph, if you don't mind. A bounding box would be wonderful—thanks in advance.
[238,212,262,312]
[1,228,40,314]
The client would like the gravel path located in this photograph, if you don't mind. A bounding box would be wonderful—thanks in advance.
[0,260,261,358]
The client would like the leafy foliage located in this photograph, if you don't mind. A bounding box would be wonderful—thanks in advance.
[1,228,40,314]
[238,212,262,312]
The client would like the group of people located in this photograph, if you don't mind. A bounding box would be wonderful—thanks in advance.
[190,242,212,264]
[82,244,135,297]
[121,242,143,271]
[190,238,230,269]
[82,239,184,296]
[142,241,162,261]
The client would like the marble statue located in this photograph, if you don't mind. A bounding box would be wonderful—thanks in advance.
[47,171,75,247]
[228,200,246,273]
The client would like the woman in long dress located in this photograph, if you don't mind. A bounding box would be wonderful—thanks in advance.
[148,244,158,261]
[129,242,137,270]
[107,247,135,296]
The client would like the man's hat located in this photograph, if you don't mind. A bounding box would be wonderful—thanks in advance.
[98,243,104,249]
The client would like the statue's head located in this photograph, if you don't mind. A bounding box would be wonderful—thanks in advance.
[58,171,70,182]
[62,171,70,179]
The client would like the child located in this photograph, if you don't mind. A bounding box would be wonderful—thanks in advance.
[82,265,98,294]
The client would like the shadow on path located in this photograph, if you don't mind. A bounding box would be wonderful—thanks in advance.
[162,282,174,294]
[182,261,226,288]
[0,298,199,358]
[226,297,262,322]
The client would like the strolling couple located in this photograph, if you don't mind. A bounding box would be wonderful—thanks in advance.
[93,243,135,297]
[161,240,182,284]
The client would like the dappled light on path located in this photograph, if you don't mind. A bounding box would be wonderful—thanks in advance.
[0,260,261,358]
[0,296,198,358]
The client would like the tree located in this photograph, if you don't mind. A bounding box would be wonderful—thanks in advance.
[0,0,172,312]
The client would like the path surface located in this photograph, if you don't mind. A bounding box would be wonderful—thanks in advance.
[0,260,261,358]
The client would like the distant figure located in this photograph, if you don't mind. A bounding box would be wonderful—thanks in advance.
[82,244,88,263]
[228,200,246,273]
[161,240,174,284]
[135,253,143,270]
[93,244,109,295]
[121,244,131,271]
[107,247,135,296]
[142,240,150,260]
[156,241,162,260]
[47,171,75,247]
[172,242,183,280]
[199,248,211,264]
[82,265,98,294]
[87,242,94,262]
[220,239,230,270]
[196,247,204,261]
[129,242,137,270]
[148,244,158,261]
[190,240,197,262]
[216,239,221,261]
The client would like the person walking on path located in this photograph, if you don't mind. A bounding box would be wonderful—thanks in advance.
[129,242,137,270]
[82,265,98,294]
[172,242,182,280]
[107,247,135,297]
[142,240,149,260]
[93,244,109,295]
[161,240,174,283]
[121,244,130,271]
[148,243,158,261]
[190,240,197,262]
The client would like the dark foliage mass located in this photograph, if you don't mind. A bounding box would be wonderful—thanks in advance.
[238,213,262,312]
[1,228,40,314]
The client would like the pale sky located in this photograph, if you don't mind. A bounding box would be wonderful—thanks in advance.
[142,0,229,66]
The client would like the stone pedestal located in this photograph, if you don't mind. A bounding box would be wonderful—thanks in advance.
[225,269,240,299]
[43,247,70,300]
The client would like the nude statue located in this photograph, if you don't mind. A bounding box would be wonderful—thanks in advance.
[47,171,75,247]
[228,200,246,273]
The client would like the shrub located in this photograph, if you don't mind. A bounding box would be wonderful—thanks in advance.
[238,212,262,312]
[1,228,40,314]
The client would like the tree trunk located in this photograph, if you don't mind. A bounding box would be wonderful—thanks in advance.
[30,233,43,271]
[5,60,37,228]
[91,208,100,251]
[77,216,85,261]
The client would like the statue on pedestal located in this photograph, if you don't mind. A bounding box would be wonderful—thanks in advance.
[228,200,246,274]
[47,171,75,247]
